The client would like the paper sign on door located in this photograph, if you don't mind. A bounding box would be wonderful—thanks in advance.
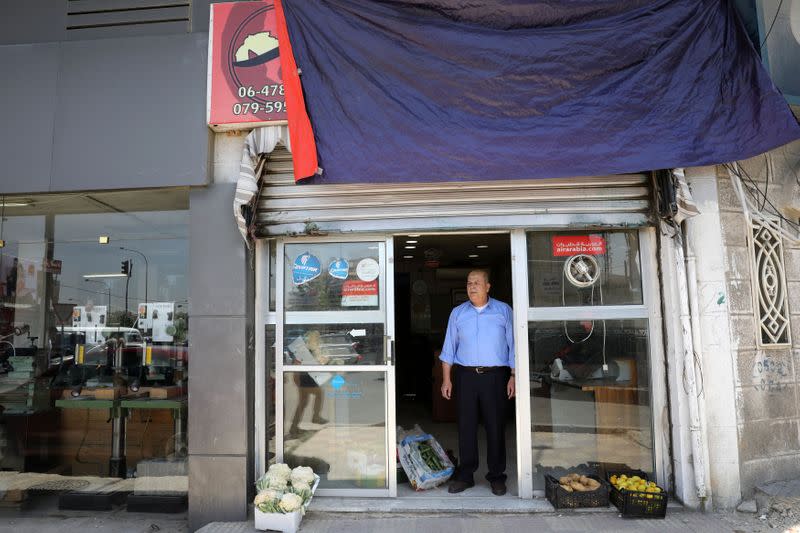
[341,280,378,307]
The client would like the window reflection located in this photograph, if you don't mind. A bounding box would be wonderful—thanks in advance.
[529,319,653,490]
[0,190,189,509]
[284,324,384,366]
[283,371,387,489]
[527,231,642,307]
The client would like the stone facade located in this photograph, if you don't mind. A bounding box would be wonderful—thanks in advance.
[717,135,800,499]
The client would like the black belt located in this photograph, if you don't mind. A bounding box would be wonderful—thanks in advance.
[460,365,506,374]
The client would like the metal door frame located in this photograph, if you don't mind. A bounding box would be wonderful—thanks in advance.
[520,226,668,496]
[267,234,397,497]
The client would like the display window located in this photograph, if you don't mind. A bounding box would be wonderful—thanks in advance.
[526,230,653,491]
[0,190,189,510]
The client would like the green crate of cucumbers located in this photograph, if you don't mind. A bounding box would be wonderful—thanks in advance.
[607,470,667,518]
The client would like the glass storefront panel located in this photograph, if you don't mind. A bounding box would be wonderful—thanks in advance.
[284,323,385,366]
[527,230,643,307]
[283,371,387,489]
[284,242,381,312]
[0,190,189,508]
[529,319,653,490]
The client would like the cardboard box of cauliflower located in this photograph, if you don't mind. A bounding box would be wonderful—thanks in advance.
[253,464,319,532]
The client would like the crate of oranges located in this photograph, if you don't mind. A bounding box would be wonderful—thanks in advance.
[607,470,667,518]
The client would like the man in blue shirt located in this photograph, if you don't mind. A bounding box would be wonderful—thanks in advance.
[440,269,515,495]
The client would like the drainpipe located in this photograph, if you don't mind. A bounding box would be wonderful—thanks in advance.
[680,218,708,505]
[666,167,708,505]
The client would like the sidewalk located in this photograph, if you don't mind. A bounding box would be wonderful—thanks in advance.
[0,506,796,533]
[198,508,798,533]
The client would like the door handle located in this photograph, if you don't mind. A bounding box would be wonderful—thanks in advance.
[385,336,395,366]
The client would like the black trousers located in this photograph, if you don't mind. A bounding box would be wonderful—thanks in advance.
[454,365,509,483]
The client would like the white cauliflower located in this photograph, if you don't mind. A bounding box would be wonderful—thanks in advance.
[266,475,288,490]
[290,466,315,487]
[278,492,304,513]
[256,463,292,492]
[291,482,311,502]
[267,463,292,480]
[253,489,280,506]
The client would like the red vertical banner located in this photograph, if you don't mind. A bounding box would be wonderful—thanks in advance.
[274,0,319,181]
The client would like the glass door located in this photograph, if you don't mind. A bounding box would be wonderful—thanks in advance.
[276,237,396,496]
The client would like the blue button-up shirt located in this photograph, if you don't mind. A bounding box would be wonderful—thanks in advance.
[439,297,515,369]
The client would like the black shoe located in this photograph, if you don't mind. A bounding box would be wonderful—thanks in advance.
[311,416,329,425]
[490,480,507,496]
[448,480,475,494]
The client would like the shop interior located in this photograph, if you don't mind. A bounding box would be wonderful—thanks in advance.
[392,233,517,496]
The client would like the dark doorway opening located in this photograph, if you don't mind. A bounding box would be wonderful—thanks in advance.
[393,233,517,496]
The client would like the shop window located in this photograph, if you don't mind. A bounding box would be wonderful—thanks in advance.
[526,229,653,491]
[750,218,791,346]
[0,190,189,509]
[527,231,643,307]
[528,319,653,490]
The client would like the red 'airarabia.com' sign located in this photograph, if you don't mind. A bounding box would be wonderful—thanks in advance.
[551,235,607,256]
[207,1,287,131]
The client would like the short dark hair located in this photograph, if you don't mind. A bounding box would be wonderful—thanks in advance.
[468,269,490,283]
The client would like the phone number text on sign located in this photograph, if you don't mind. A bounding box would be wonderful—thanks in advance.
[233,85,286,115]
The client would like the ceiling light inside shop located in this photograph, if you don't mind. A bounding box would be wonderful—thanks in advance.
[403,255,414,259]
[98,235,110,244]
[405,246,416,249]
[407,234,421,237]
[476,245,489,249]
[405,240,418,244]
[468,254,479,258]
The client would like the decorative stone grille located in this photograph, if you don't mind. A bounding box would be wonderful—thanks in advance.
[750,218,791,346]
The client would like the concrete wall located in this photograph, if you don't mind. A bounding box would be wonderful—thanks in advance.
[0,1,215,195]
[718,136,800,499]
[188,131,252,532]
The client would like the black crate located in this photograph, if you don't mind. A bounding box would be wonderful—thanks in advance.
[545,474,610,509]
[606,470,667,518]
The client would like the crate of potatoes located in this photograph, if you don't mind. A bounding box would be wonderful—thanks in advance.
[545,472,609,509]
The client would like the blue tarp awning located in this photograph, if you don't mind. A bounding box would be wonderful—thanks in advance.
[276,0,800,183]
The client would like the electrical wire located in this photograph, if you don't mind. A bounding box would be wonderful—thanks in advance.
[561,257,608,371]
[759,0,786,50]
[725,161,800,235]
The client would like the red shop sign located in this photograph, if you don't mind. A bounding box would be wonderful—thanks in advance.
[341,280,378,307]
[551,235,606,256]
[207,1,287,131]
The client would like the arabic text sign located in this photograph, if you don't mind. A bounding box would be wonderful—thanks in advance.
[552,235,607,256]
[341,280,378,307]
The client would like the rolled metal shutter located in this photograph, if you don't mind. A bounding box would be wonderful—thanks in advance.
[253,145,652,237]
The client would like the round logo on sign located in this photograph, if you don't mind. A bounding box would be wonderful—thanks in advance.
[292,253,321,285]
[223,3,285,118]
[328,258,349,280]
[356,258,380,282]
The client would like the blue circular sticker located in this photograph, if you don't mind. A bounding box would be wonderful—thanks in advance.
[328,258,349,280]
[292,252,321,285]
